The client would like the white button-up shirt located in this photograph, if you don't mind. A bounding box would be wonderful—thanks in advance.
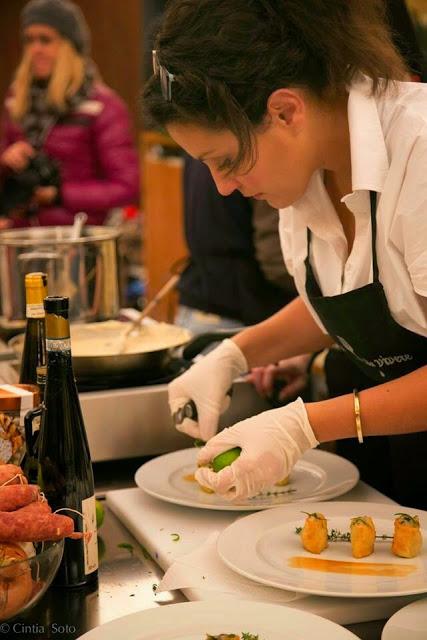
[279,77,427,337]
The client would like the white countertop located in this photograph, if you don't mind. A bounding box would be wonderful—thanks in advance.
[106,481,424,626]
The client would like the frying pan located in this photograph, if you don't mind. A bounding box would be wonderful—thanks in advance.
[8,323,238,382]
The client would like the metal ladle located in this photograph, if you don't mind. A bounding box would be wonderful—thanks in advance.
[119,256,189,352]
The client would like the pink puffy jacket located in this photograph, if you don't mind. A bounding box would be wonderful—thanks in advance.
[1,83,140,226]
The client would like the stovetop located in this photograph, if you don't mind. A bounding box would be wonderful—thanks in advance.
[76,358,189,392]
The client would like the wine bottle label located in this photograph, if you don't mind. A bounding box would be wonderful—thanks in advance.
[82,495,99,575]
[46,338,71,352]
[26,303,45,319]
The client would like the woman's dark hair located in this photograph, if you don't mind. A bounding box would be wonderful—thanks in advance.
[142,0,408,170]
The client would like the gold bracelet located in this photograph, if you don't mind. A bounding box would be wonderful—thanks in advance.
[353,389,364,444]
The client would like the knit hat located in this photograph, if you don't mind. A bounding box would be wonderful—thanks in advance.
[21,0,90,55]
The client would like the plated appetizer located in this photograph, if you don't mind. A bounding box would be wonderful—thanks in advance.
[350,516,376,558]
[299,511,423,559]
[301,512,328,554]
[392,513,423,558]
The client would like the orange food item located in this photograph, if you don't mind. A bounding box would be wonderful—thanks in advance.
[275,474,289,487]
[0,484,40,512]
[301,512,328,554]
[392,513,423,558]
[350,516,376,558]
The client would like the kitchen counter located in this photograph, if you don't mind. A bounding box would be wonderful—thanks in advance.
[5,459,421,640]
[7,458,184,640]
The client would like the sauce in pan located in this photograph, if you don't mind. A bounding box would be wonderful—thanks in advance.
[288,556,417,577]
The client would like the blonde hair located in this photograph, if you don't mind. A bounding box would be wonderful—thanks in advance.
[11,39,85,121]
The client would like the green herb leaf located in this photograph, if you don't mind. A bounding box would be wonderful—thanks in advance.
[138,543,153,560]
[117,542,134,555]
[171,533,180,542]
[394,513,418,525]
[294,527,392,542]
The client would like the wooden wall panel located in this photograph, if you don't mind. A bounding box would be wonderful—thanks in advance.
[0,1,27,118]
[141,140,187,322]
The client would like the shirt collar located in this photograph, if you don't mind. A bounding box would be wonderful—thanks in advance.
[347,76,389,194]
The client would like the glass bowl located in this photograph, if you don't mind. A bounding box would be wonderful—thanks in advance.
[0,539,64,621]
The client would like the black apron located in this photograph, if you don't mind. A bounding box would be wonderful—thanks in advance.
[305,192,427,508]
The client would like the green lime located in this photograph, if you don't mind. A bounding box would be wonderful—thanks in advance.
[95,499,105,529]
[211,447,242,473]
[97,535,106,562]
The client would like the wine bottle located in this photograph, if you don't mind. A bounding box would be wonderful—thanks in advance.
[37,296,98,587]
[19,272,48,386]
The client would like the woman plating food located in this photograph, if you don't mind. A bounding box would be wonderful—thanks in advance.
[143,0,427,508]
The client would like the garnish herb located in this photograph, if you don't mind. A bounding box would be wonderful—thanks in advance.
[295,527,392,541]
[395,513,418,525]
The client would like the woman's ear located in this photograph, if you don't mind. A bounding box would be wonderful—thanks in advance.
[266,89,305,131]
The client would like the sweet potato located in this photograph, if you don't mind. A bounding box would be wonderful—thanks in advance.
[0,485,40,512]
[0,511,74,542]
[0,465,27,487]
[15,501,51,516]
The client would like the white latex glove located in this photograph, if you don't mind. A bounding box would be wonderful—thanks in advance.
[195,397,318,500]
[168,339,248,441]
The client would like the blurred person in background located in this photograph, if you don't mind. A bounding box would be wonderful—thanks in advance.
[0,0,139,228]
[175,154,296,335]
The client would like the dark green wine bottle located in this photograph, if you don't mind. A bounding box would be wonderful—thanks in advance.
[37,296,98,588]
[19,272,48,386]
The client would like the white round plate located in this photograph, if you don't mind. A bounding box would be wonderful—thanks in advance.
[382,596,427,640]
[78,599,359,640]
[217,501,427,598]
[135,448,359,511]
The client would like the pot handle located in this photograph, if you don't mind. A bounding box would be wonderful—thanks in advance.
[23,405,44,484]
[18,251,61,261]
[24,404,44,459]
[182,328,241,361]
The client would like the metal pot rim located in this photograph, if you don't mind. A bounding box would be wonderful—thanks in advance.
[0,225,120,247]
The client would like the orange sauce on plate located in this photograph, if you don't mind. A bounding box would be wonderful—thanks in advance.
[288,556,417,577]
[183,473,196,482]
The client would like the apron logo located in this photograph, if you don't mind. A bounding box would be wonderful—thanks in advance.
[336,336,413,375]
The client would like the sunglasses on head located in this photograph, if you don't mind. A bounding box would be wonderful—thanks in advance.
[152,50,175,102]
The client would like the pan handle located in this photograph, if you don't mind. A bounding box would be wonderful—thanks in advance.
[182,328,241,362]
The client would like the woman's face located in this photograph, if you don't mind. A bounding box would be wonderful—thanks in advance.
[23,24,62,80]
[167,100,320,209]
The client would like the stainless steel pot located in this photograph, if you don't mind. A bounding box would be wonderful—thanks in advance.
[0,226,121,328]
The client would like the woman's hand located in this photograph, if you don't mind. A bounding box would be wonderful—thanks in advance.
[0,218,12,230]
[0,141,34,172]
[168,339,248,441]
[32,186,58,206]
[195,398,318,500]
[248,354,311,403]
